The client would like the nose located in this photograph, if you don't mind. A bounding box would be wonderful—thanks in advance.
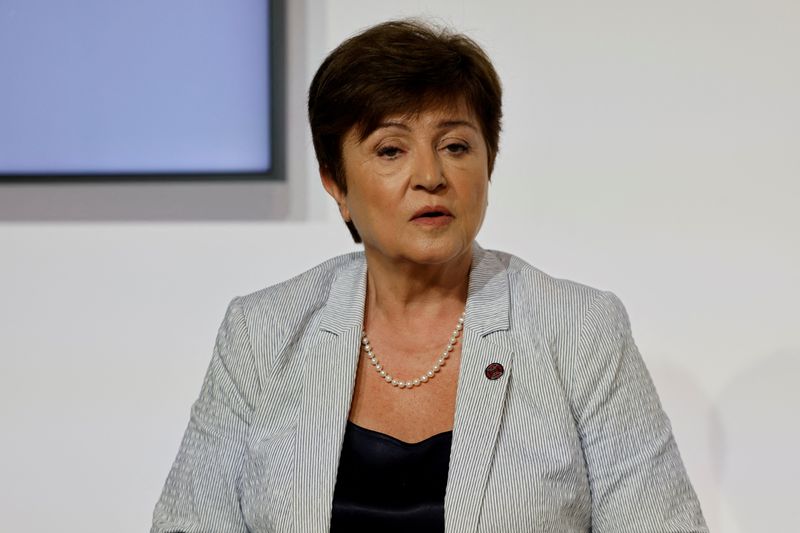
[410,147,446,193]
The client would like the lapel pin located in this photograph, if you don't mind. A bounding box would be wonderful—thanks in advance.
[484,362,504,380]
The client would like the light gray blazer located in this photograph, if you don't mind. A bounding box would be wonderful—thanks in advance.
[152,244,707,532]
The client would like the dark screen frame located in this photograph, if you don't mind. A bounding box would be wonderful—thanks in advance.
[0,0,286,184]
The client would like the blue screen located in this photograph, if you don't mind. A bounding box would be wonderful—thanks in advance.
[0,0,272,176]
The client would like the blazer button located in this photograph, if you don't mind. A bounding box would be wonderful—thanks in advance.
[484,362,504,380]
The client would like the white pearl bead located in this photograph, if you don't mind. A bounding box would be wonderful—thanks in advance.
[448,345,455,351]
[413,379,420,386]
[456,323,463,331]
[438,358,445,365]
[433,365,440,372]
[375,364,382,371]
[458,317,464,323]
[391,379,398,386]
[442,352,449,359]
[421,375,428,382]
[426,370,434,378]
[370,358,378,365]
[384,375,392,382]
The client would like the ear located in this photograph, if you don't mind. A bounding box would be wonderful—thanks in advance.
[320,167,351,222]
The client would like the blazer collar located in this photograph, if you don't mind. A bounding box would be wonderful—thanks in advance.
[317,242,511,337]
[462,243,510,337]
[317,254,368,336]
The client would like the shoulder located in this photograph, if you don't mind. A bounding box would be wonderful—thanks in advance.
[483,248,633,370]
[236,251,363,323]
[222,252,364,364]
[486,248,618,327]
[489,248,635,390]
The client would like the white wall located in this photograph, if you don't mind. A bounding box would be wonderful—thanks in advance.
[1,1,798,531]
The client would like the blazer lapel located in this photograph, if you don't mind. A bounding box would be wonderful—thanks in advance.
[445,245,515,533]
[292,258,367,533]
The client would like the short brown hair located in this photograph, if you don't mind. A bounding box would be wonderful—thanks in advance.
[308,20,503,243]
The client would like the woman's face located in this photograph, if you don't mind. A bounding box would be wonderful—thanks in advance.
[323,102,490,267]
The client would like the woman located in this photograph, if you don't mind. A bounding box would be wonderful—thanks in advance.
[152,20,707,532]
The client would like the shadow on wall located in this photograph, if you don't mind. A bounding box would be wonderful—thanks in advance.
[716,350,800,533]
[653,350,800,532]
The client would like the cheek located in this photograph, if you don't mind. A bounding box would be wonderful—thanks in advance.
[461,179,490,232]
[473,186,490,223]
[462,169,490,210]
[349,185,394,219]
[353,174,407,214]
[345,182,405,240]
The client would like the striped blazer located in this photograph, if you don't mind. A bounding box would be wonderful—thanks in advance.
[152,244,707,532]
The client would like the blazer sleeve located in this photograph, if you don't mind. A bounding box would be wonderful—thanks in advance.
[568,291,708,532]
[151,297,260,533]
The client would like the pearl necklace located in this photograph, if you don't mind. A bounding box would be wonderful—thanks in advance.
[361,312,465,389]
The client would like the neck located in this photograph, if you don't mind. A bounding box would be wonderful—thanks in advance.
[363,246,472,325]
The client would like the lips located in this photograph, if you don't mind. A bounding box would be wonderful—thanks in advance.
[410,206,453,220]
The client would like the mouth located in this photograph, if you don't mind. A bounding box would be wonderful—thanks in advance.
[410,206,454,226]
[411,206,453,220]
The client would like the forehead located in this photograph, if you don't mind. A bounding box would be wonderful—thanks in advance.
[385,103,477,127]
[351,100,480,142]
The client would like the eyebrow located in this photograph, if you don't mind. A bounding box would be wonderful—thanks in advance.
[435,119,479,132]
[374,120,411,131]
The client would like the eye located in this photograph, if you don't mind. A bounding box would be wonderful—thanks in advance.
[443,142,470,155]
[376,145,403,159]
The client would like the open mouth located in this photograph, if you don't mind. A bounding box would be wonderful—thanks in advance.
[411,206,454,226]
[411,206,453,220]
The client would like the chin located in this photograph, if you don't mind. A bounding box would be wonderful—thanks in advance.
[401,238,472,266]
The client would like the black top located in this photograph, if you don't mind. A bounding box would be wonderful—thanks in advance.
[330,421,453,532]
